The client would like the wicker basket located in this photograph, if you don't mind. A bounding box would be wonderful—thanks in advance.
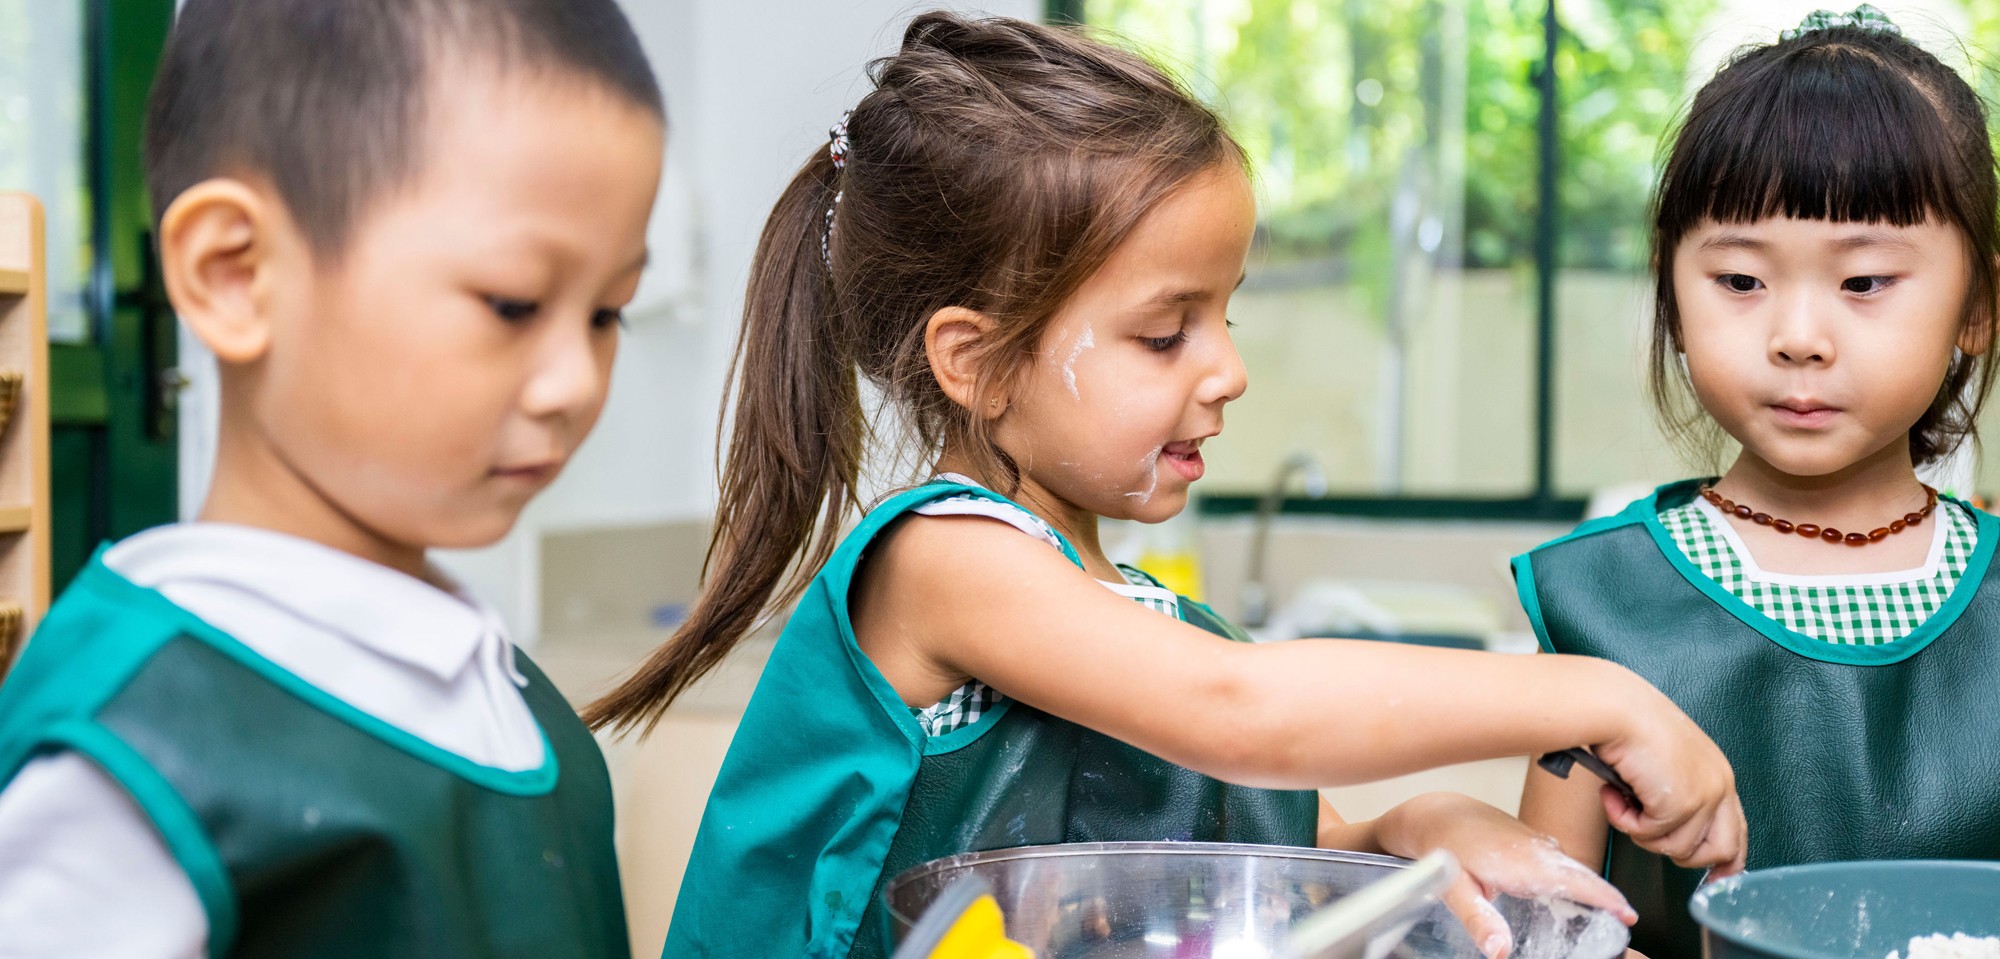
[0,601,22,670]
[0,369,23,438]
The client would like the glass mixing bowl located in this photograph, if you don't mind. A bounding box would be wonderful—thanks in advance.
[885,841,1630,959]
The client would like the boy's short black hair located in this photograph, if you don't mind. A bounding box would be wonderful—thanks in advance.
[145,0,664,256]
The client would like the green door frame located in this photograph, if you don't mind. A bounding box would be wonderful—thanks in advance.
[51,0,177,587]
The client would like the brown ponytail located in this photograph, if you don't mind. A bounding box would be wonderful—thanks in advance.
[586,11,1241,735]
[582,150,859,734]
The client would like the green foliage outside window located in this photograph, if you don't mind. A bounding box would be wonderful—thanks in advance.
[1556,0,1714,269]
[1081,0,1715,272]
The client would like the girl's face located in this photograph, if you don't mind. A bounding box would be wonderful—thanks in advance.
[993,162,1255,524]
[1673,215,1981,478]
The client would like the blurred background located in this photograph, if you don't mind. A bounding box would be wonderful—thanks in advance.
[8,0,2000,953]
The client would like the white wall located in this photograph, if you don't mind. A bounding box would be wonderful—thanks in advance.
[177,0,1040,638]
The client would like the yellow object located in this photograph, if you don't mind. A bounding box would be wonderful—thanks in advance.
[1135,547,1203,600]
[1135,506,1204,600]
[919,894,1032,959]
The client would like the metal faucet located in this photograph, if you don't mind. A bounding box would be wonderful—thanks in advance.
[1240,452,1328,628]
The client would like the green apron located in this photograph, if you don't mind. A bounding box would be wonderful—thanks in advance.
[0,554,629,959]
[1512,480,2000,958]
[663,481,1318,959]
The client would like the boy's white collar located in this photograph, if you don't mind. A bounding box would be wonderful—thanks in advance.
[102,522,524,687]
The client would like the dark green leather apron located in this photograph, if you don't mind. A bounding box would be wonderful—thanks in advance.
[663,481,1318,959]
[0,555,629,959]
[1512,480,2000,958]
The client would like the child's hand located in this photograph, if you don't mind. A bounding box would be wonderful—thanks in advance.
[1376,793,1636,959]
[1593,665,1748,877]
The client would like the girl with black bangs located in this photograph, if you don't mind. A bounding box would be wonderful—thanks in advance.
[1515,6,2000,955]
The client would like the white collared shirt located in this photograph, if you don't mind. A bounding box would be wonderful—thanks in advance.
[0,523,543,959]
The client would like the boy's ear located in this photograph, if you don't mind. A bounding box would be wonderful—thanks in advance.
[158,178,286,364]
[925,306,1005,419]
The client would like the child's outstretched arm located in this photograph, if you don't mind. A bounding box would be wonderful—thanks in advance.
[855,515,1747,874]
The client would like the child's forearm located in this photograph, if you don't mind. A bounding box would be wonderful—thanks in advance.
[1180,640,1656,789]
[1155,636,1743,877]
[908,517,1654,789]
[1219,640,1744,878]
[1316,794,1466,859]
[1366,792,1469,856]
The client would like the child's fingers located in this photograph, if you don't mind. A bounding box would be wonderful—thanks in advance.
[1441,874,1513,959]
[1651,802,1721,866]
[1606,782,1746,875]
[1530,867,1637,925]
[1660,791,1748,872]
[1662,820,1716,867]
[1469,835,1636,925]
[1601,784,1666,840]
[1690,795,1748,877]
[1605,784,1713,864]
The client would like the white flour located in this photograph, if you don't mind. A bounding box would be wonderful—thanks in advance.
[1888,933,2000,959]
[1059,326,1093,399]
[1507,897,1628,959]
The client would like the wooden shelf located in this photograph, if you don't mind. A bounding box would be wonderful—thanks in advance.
[0,193,49,683]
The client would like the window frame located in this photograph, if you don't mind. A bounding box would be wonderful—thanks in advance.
[1057,0,1586,523]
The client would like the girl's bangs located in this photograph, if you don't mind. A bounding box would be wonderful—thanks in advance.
[1658,42,1962,239]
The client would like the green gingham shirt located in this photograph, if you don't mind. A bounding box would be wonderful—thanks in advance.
[1659,496,1976,645]
[909,485,1180,737]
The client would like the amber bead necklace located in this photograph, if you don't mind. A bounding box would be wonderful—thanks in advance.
[1698,484,1938,547]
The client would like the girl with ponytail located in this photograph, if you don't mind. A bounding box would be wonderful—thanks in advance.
[592,13,1744,958]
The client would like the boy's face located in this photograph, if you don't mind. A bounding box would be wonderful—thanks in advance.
[249,71,662,555]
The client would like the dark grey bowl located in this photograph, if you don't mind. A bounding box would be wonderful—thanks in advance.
[1691,860,2000,959]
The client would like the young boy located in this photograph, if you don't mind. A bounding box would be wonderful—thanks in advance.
[0,1,664,956]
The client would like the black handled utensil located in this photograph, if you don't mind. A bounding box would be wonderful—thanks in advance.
[1538,747,1642,812]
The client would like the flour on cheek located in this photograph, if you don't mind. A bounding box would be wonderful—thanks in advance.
[1059,325,1095,400]
[1124,445,1163,503]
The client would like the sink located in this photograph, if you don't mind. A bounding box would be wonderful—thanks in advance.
[1246,578,1502,648]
